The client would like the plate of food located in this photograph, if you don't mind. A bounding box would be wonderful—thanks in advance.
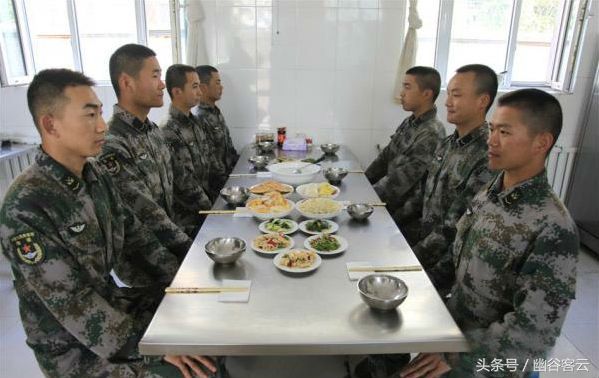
[249,180,294,196]
[295,198,343,219]
[273,249,322,273]
[296,182,340,199]
[304,234,348,255]
[252,233,295,255]
[298,219,339,235]
[258,218,299,235]
[246,191,294,220]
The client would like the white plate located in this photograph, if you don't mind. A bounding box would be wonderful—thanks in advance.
[298,219,339,235]
[258,218,299,235]
[304,234,348,256]
[249,182,294,197]
[273,250,322,273]
[251,234,295,255]
[247,198,295,220]
[296,182,340,199]
[295,198,343,219]
[267,162,321,186]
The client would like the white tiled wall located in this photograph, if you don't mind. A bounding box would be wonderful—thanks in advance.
[0,0,597,169]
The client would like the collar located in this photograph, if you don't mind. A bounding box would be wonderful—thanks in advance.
[169,104,194,123]
[197,102,220,114]
[450,122,488,148]
[113,104,154,133]
[36,148,98,194]
[487,170,550,207]
[411,106,437,125]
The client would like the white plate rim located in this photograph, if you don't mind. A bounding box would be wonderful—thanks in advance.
[295,183,340,199]
[273,250,322,273]
[298,219,339,235]
[295,198,343,219]
[251,234,295,254]
[258,218,299,234]
[304,234,348,255]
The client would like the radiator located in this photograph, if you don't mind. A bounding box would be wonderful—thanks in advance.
[546,145,577,202]
[0,148,37,204]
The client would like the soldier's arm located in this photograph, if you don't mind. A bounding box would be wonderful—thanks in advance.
[223,126,239,171]
[412,163,494,269]
[100,142,192,260]
[365,141,391,185]
[373,130,439,207]
[453,223,578,372]
[1,212,144,360]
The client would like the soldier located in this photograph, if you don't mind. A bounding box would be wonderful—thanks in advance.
[365,66,445,220]
[0,69,216,378]
[195,65,239,200]
[401,89,579,378]
[395,64,497,270]
[99,44,192,261]
[161,64,212,238]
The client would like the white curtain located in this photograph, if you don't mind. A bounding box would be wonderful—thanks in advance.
[393,0,422,103]
[185,0,209,66]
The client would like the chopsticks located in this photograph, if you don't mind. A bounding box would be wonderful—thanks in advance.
[348,265,422,272]
[198,210,238,215]
[165,287,249,294]
[348,170,365,173]
[229,173,257,178]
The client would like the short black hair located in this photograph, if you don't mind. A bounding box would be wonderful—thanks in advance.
[27,69,95,131]
[498,88,562,153]
[195,65,218,85]
[165,64,197,98]
[109,43,156,98]
[456,64,498,113]
[405,66,441,101]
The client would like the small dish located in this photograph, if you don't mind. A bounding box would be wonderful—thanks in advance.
[296,182,340,199]
[258,218,299,235]
[298,219,339,235]
[304,234,348,256]
[295,198,343,219]
[273,249,322,273]
[251,233,295,255]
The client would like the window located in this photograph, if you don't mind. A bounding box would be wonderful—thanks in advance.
[0,0,175,85]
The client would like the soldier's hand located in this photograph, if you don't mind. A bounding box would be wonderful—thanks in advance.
[164,355,217,378]
[400,353,451,378]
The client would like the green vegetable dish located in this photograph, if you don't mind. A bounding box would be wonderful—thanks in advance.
[309,235,340,251]
[265,219,293,232]
[306,219,331,232]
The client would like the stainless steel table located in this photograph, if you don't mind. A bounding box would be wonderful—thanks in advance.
[139,145,468,357]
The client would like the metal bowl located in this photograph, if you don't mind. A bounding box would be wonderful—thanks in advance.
[257,141,276,153]
[249,155,271,169]
[358,274,409,311]
[220,186,250,207]
[347,203,374,220]
[205,237,246,264]
[323,167,348,185]
[320,143,340,155]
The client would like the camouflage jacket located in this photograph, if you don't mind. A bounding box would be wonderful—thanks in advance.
[410,124,494,269]
[365,106,445,213]
[442,171,579,377]
[161,105,212,237]
[100,104,192,260]
[0,149,178,377]
[195,102,239,198]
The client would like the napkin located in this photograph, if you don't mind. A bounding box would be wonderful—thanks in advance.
[218,280,252,303]
[233,207,253,218]
[346,261,373,281]
[256,172,272,178]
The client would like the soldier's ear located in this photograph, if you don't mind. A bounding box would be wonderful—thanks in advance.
[535,131,554,156]
[119,73,133,95]
[40,114,57,136]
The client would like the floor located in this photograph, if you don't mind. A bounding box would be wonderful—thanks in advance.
[1,248,598,378]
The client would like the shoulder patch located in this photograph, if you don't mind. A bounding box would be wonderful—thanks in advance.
[99,153,121,175]
[11,232,44,265]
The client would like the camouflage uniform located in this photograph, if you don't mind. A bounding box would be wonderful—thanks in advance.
[365,107,445,214]
[161,105,213,237]
[100,105,192,260]
[0,149,180,377]
[195,102,239,199]
[400,124,494,269]
[436,171,579,377]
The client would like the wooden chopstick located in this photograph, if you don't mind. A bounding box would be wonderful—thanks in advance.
[229,173,257,177]
[348,265,422,272]
[367,202,386,207]
[348,170,365,173]
[165,287,249,294]
[198,210,238,215]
